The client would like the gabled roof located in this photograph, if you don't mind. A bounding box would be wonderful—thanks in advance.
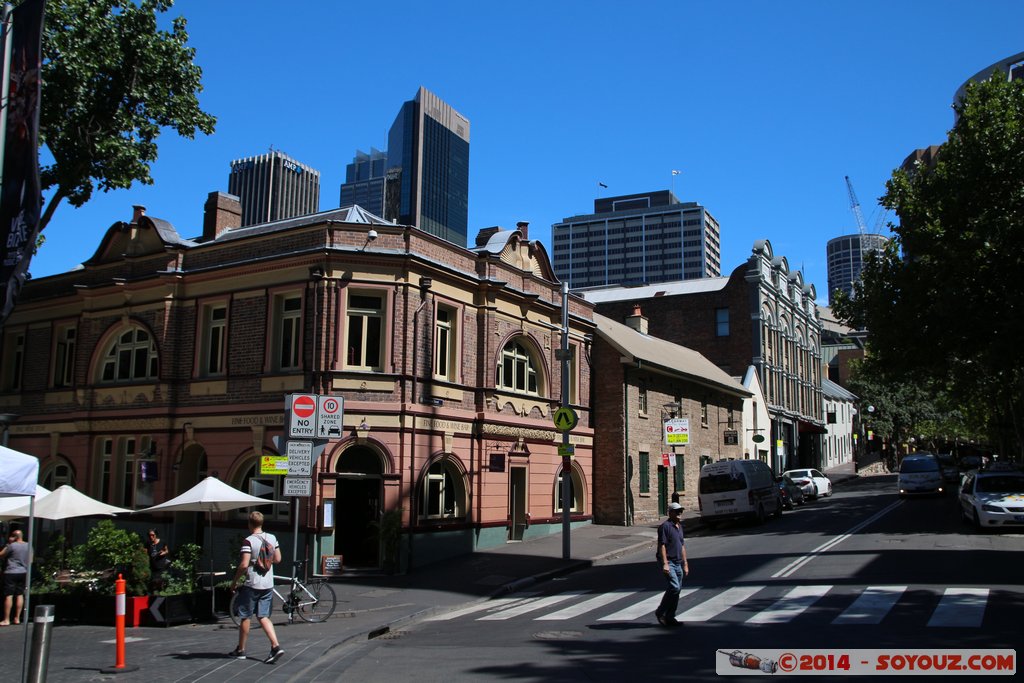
[822,377,857,401]
[594,313,751,398]
[83,216,194,266]
[578,277,730,304]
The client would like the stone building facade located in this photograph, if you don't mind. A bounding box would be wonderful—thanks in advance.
[582,240,825,473]
[0,199,594,572]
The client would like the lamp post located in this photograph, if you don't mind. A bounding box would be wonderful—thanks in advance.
[0,412,18,447]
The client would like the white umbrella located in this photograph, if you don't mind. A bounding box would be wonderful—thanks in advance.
[137,476,286,616]
[0,445,38,682]
[0,485,49,521]
[2,485,131,520]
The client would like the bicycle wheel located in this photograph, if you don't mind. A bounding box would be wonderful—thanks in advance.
[297,581,337,623]
[228,590,244,627]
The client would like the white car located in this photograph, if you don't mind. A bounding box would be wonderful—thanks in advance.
[959,464,1024,531]
[783,468,832,499]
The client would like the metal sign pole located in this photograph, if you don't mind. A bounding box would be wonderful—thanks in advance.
[560,282,571,560]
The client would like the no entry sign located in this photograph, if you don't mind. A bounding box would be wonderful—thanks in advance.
[288,394,318,438]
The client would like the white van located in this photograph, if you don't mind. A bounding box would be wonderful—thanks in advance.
[698,459,782,525]
[898,454,944,496]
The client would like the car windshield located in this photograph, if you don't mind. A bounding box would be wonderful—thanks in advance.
[976,476,1024,494]
[900,458,938,473]
[700,472,747,493]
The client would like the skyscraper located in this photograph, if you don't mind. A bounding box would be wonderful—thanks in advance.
[552,190,721,289]
[826,233,888,305]
[340,87,470,246]
[228,150,321,227]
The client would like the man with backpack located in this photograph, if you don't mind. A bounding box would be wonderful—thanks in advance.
[228,511,284,663]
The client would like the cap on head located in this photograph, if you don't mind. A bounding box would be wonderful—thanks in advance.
[668,502,683,512]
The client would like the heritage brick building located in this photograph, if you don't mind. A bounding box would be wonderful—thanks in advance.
[582,240,825,473]
[0,197,594,572]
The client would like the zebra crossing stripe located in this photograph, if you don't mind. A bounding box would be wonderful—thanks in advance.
[598,589,697,621]
[676,586,764,622]
[537,590,639,621]
[832,586,907,625]
[746,585,832,624]
[478,592,584,620]
[424,592,540,621]
[927,588,989,628]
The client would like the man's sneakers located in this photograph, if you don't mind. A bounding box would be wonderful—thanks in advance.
[655,612,681,628]
[265,645,285,664]
[227,648,246,659]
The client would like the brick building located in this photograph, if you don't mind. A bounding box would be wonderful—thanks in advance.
[0,198,594,572]
[582,240,825,473]
[591,310,750,524]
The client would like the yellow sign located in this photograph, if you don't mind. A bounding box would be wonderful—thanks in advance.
[557,443,575,458]
[260,455,288,475]
[553,406,579,432]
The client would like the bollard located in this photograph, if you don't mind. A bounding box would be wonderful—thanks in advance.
[100,574,139,674]
[26,604,55,683]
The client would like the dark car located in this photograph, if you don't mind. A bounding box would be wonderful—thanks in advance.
[958,455,982,472]
[936,453,959,485]
[776,475,805,510]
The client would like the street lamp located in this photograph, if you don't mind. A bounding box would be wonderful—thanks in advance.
[0,413,18,447]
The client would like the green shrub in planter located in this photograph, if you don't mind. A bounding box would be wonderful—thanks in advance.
[79,520,151,596]
[158,543,202,596]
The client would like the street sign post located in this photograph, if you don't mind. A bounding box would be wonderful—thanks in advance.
[286,440,313,476]
[283,477,312,497]
[288,393,318,438]
[553,406,578,432]
[316,395,344,438]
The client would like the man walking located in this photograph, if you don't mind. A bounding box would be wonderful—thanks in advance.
[0,529,30,626]
[228,511,284,663]
[654,502,689,627]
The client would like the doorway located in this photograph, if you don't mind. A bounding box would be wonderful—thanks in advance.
[657,466,668,517]
[335,446,384,568]
[509,466,527,541]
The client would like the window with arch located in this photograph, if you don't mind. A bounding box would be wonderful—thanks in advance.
[237,458,290,522]
[555,463,584,513]
[496,338,541,395]
[42,459,74,490]
[100,326,158,382]
[421,457,467,520]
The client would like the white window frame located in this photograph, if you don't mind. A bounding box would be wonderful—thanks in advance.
[433,303,459,382]
[53,324,76,388]
[555,464,584,513]
[99,326,159,383]
[421,458,466,520]
[345,291,385,371]
[199,302,228,376]
[273,294,303,371]
[496,339,540,396]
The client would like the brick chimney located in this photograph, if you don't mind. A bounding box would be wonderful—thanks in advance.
[203,191,242,241]
[131,205,146,223]
[516,221,529,240]
[625,303,648,335]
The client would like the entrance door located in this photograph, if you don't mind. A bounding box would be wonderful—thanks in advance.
[509,466,527,541]
[657,466,668,517]
[336,477,381,567]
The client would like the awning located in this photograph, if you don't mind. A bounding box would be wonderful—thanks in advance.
[798,420,828,435]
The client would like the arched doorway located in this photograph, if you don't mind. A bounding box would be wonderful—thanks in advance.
[335,445,384,568]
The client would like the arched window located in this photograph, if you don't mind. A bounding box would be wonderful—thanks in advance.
[496,339,541,396]
[555,463,585,513]
[420,457,466,520]
[42,459,74,490]
[236,458,289,522]
[99,326,158,382]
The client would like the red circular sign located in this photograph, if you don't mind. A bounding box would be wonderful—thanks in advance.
[293,395,316,418]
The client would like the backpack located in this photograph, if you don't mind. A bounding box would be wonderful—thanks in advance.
[252,534,275,576]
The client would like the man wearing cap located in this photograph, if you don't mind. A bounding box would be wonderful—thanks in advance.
[655,502,689,626]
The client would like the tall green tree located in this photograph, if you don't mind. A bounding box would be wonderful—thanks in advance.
[835,74,1024,458]
[32,0,216,231]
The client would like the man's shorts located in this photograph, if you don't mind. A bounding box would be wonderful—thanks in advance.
[3,573,26,597]
[236,586,273,619]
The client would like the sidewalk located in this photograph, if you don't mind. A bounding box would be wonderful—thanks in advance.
[1,463,863,682]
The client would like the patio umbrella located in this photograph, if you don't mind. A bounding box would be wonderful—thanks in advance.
[2,485,131,520]
[0,484,49,521]
[0,445,39,683]
[137,476,286,616]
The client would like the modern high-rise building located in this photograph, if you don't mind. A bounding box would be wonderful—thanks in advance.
[339,148,388,217]
[552,190,721,289]
[826,233,888,305]
[228,150,321,227]
[339,87,470,246]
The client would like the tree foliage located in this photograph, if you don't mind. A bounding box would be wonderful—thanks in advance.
[835,75,1024,458]
[31,0,215,231]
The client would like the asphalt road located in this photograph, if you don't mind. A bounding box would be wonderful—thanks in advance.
[305,475,1024,682]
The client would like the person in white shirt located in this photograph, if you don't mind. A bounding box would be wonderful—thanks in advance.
[227,511,284,663]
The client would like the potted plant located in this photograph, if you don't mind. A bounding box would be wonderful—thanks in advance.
[150,543,205,625]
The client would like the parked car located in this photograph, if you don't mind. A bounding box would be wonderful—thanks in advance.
[958,455,982,472]
[958,463,1024,531]
[775,475,805,510]
[782,468,832,499]
[897,454,944,496]
[698,459,783,525]
[935,453,959,485]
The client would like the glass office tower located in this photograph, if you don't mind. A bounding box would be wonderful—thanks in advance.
[228,150,320,227]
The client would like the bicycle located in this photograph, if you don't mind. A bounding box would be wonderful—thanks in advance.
[229,559,337,625]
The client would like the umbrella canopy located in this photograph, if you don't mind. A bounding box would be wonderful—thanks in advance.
[137,476,285,514]
[0,484,49,521]
[0,445,39,497]
[3,485,131,520]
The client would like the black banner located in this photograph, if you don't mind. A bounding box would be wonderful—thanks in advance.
[0,0,44,326]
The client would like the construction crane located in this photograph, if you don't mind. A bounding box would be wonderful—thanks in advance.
[845,175,868,238]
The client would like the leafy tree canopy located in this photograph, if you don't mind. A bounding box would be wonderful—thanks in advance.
[30,0,216,231]
[835,74,1024,457]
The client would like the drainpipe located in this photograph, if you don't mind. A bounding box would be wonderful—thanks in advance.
[408,277,433,571]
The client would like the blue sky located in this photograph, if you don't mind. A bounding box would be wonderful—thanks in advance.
[29,1,1024,304]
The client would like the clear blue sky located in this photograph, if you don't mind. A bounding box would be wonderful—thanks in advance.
[29,1,1024,304]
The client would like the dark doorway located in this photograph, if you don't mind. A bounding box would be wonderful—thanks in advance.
[335,446,384,568]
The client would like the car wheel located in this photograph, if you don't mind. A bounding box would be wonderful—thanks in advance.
[826,483,833,497]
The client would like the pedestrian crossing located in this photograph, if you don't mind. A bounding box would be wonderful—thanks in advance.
[423,585,998,628]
